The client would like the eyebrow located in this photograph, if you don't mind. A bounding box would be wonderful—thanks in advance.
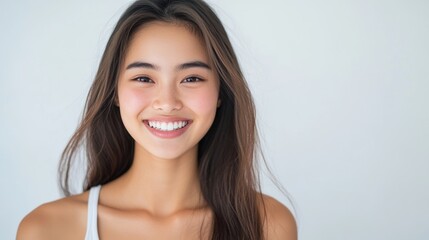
[125,60,211,71]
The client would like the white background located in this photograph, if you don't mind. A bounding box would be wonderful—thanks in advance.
[1,0,428,239]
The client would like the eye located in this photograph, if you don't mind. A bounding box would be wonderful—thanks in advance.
[182,76,204,83]
[132,76,154,83]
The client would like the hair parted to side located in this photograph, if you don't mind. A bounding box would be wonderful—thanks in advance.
[59,0,266,239]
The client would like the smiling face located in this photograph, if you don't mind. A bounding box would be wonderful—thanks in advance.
[117,21,219,161]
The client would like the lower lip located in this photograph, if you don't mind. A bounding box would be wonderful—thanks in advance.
[143,121,191,139]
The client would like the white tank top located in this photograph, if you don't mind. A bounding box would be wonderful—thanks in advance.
[85,185,101,240]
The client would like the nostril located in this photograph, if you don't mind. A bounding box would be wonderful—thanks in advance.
[152,98,183,112]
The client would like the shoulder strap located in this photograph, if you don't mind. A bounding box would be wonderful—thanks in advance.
[84,185,101,240]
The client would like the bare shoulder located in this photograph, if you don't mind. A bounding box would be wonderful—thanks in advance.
[259,194,298,240]
[17,192,89,240]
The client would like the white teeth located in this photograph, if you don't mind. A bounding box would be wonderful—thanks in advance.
[148,120,189,131]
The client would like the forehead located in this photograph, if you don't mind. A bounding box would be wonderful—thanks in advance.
[123,21,209,67]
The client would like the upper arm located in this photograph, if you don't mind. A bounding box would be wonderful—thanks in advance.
[261,195,298,240]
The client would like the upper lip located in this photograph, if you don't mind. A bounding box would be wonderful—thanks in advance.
[143,117,191,122]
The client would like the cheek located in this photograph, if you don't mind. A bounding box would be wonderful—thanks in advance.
[118,87,152,116]
[185,87,219,117]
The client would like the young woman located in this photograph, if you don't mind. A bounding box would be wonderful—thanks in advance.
[17,0,297,239]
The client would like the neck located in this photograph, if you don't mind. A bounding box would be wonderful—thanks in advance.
[112,143,205,217]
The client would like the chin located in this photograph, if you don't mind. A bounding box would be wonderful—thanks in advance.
[136,141,198,162]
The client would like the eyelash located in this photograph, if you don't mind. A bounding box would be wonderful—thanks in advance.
[133,76,154,83]
[181,76,204,83]
[132,76,204,83]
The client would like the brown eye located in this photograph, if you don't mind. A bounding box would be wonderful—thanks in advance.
[133,76,154,83]
[182,76,203,83]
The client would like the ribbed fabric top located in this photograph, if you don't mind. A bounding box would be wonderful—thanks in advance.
[84,185,101,240]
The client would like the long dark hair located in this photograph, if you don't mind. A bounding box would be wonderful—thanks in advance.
[59,0,265,239]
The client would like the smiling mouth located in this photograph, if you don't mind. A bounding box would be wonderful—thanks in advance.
[145,120,190,132]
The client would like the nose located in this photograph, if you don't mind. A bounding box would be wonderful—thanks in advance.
[152,84,183,112]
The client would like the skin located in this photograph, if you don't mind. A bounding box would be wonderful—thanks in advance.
[17,22,297,240]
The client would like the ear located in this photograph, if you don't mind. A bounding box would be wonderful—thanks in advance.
[217,99,221,108]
